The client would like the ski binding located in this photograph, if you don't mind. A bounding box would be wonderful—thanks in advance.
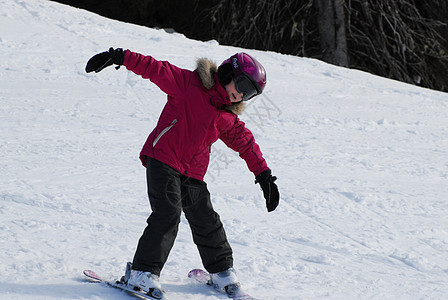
[188,268,257,300]
[83,269,168,300]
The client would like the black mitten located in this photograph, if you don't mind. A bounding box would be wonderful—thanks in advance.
[85,48,125,73]
[255,170,280,212]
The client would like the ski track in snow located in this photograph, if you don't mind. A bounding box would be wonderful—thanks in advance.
[1,0,448,299]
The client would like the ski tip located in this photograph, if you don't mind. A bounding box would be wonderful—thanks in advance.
[83,269,96,276]
[187,268,206,278]
[83,269,102,281]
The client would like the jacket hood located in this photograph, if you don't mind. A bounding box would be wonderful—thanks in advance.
[196,58,245,115]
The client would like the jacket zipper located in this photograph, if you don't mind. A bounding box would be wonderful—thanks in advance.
[153,119,177,147]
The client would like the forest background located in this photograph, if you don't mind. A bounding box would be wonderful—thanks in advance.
[50,0,448,92]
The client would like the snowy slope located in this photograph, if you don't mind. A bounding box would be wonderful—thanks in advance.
[1,0,448,299]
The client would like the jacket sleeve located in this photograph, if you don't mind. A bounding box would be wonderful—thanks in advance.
[123,50,190,97]
[218,112,269,176]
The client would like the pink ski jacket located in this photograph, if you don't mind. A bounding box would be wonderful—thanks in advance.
[123,50,269,181]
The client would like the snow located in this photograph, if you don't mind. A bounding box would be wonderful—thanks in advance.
[1,0,448,299]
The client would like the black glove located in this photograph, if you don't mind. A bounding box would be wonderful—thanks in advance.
[255,170,280,212]
[85,47,125,73]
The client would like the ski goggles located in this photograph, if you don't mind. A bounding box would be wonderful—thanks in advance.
[234,74,261,101]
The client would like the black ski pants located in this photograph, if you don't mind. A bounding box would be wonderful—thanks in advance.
[132,157,233,276]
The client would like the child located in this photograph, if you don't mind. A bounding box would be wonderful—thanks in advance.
[85,48,280,297]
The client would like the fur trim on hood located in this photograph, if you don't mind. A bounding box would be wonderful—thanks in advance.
[196,58,245,115]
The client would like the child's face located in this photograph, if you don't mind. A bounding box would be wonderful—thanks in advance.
[225,79,244,103]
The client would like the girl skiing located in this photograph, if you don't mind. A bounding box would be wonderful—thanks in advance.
[85,48,280,297]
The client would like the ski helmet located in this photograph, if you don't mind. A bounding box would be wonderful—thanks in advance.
[218,52,266,101]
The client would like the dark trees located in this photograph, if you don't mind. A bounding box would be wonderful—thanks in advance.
[314,0,349,67]
[50,0,448,91]
[206,0,448,91]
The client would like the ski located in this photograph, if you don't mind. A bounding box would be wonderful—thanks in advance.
[83,269,168,300]
[188,269,257,300]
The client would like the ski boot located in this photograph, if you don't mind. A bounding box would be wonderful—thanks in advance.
[121,262,164,299]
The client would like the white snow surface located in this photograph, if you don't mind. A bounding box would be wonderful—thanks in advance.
[1,0,448,299]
